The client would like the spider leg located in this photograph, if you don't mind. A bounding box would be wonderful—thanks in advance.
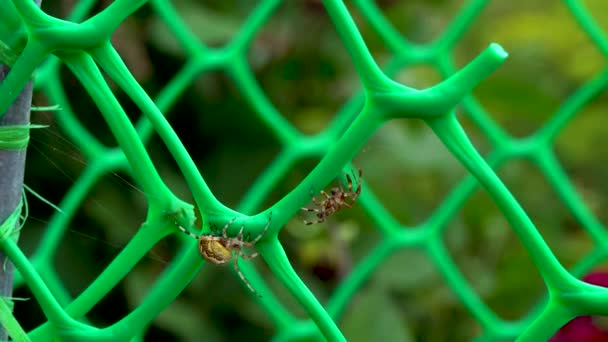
[240,249,259,260]
[176,225,199,240]
[310,191,329,206]
[301,205,325,224]
[341,201,353,208]
[237,224,246,239]
[320,190,331,200]
[249,212,271,245]
[233,254,260,297]
[343,187,361,207]
[302,217,325,225]
[222,217,238,238]
[345,173,353,193]
[301,207,326,222]
[354,184,362,198]
[204,235,222,241]
[301,207,323,213]
[354,168,363,195]
[311,196,324,206]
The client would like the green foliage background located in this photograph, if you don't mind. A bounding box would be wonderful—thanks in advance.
[13,0,608,340]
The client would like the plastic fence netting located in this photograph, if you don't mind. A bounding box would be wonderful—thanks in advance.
[1,0,608,341]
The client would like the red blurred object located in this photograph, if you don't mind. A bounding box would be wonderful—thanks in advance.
[549,271,608,342]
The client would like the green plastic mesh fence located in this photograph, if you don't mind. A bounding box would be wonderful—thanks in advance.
[1,0,608,341]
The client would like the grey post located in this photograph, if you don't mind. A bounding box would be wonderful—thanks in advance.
[0,0,41,339]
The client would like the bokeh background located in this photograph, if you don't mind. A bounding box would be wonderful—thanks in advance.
[12,0,608,340]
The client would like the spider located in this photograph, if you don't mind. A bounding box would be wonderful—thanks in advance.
[176,213,272,297]
[301,168,362,225]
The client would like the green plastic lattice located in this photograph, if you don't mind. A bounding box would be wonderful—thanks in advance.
[1,0,608,341]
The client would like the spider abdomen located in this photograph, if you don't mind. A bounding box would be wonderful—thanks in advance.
[176,213,272,297]
[199,238,232,264]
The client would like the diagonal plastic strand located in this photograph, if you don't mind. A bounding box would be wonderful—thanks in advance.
[259,238,346,342]
[0,41,47,118]
[433,0,489,52]
[63,0,97,23]
[352,0,413,55]
[232,260,296,329]
[228,0,282,52]
[373,44,507,119]
[322,0,392,91]
[0,297,30,342]
[426,152,505,236]
[354,184,402,236]
[228,56,302,145]
[518,302,571,342]
[326,239,395,319]
[0,237,86,331]
[62,51,173,209]
[90,43,227,213]
[84,0,148,36]
[11,0,50,24]
[535,67,608,144]
[324,93,365,140]
[427,114,572,288]
[239,149,296,215]
[269,106,383,237]
[427,237,503,332]
[40,68,106,158]
[134,59,207,144]
[150,0,210,57]
[535,149,608,244]
[564,0,608,57]
[436,54,511,146]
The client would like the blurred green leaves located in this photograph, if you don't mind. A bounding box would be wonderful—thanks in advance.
[0,2,26,67]
[342,287,414,342]
[148,1,241,56]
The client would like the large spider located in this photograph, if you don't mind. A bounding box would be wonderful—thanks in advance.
[301,168,362,225]
[176,213,272,297]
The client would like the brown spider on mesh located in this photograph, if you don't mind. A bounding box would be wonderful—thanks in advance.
[301,168,362,225]
[176,213,272,297]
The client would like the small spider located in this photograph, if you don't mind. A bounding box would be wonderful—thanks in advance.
[176,213,272,297]
[301,168,362,225]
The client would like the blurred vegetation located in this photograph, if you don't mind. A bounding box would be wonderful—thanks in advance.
[11,0,608,341]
